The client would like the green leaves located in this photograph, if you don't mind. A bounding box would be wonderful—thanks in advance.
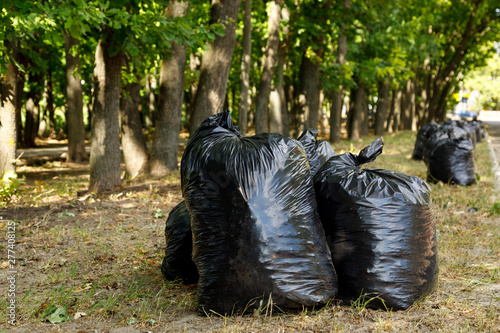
[41,305,70,324]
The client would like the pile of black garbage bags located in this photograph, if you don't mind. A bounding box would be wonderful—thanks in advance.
[162,111,438,316]
[412,119,484,185]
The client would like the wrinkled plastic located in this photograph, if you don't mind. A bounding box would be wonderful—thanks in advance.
[412,121,439,160]
[181,110,337,316]
[161,201,198,284]
[427,138,476,185]
[297,129,336,176]
[314,138,439,310]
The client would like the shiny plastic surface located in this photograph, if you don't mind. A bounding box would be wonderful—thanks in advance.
[181,111,337,316]
[161,201,198,284]
[428,138,476,185]
[314,138,439,310]
[297,129,336,176]
[412,121,439,160]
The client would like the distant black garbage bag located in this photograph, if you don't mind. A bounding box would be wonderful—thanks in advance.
[181,111,337,316]
[423,125,469,163]
[161,201,198,284]
[427,138,476,186]
[412,121,439,160]
[297,128,336,176]
[314,138,439,310]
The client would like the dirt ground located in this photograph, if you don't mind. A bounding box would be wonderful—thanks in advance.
[1,130,499,332]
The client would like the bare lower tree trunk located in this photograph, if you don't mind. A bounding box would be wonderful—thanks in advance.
[349,81,369,141]
[297,50,322,133]
[65,33,88,162]
[330,0,350,143]
[375,78,390,136]
[46,70,56,138]
[238,0,252,136]
[15,72,25,146]
[0,59,18,176]
[392,89,402,132]
[149,0,189,177]
[89,38,123,192]
[24,70,43,148]
[254,0,281,134]
[120,78,148,179]
[144,73,155,130]
[189,0,242,134]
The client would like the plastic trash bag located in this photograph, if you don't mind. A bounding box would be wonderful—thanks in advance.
[427,137,476,185]
[297,129,336,176]
[161,201,198,284]
[314,138,439,310]
[412,121,439,161]
[182,110,337,316]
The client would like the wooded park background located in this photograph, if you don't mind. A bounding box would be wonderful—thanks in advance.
[1,0,499,193]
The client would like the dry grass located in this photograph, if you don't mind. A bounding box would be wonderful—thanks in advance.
[0,130,498,332]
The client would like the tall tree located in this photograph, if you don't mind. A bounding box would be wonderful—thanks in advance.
[120,67,148,179]
[65,33,88,162]
[189,0,242,134]
[254,0,282,134]
[238,0,252,136]
[330,0,350,143]
[374,77,390,136]
[149,0,190,177]
[0,58,18,176]
[89,37,123,192]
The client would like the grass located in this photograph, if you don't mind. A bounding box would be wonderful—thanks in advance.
[0,129,499,332]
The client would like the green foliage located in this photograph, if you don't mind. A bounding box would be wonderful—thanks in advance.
[0,171,24,204]
[464,51,500,110]
[41,305,70,324]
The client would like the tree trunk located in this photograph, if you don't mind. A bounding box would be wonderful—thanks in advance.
[349,81,368,140]
[296,49,322,133]
[392,89,402,132]
[65,33,88,163]
[24,70,43,148]
[330,0,350,143]
[0,60,18,176]
[144,73,155,130]
[15,68,25,146]
[46,70,56,138]
[254,0,281,134]
[120,77,149,179]
[149,0,189,177]
[238,0,252,136]
[89,38,123,192]
[375,78,390,136]
[189,0,242,135]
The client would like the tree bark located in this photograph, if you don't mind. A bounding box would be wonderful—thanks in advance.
[46,70,56,138]
[296,49,322,134]
[89,38,123,192]
[65,33,88,162]
[144,73,155,130]
[330,0,350,143]
[374,78,390,136]
[0,60,18,176]
[238,0,252,136]
[349,81,368,140]
[189,0,242,135]
[24,70,43,148]
[120,76,149,179]
[392,89,402,132]
[149,0,189,177]
[254,0,281,134]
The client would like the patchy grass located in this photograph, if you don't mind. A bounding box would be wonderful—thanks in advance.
[0,130,499,332]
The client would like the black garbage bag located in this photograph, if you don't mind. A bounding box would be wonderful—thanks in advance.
[314,138,439,310]
[412,121,439,160]
[297,128,336,176]
[427,137,476,185]
[182,110,337,316]
[423,125,468,163]
[161,201,198,284]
